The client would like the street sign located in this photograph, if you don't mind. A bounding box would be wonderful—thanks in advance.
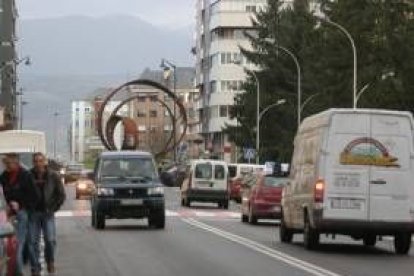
[243,148,256,163]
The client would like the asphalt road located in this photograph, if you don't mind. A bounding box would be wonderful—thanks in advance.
[49,186,414,276]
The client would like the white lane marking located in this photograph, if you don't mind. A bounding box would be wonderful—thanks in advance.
[182,218,342,276]
[194,211,216,217]
[383,236,414,242]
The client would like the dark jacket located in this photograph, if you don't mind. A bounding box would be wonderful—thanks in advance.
[0,168,39,211]
[30,168,66,213]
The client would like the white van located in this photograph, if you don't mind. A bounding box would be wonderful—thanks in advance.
[181,160,229,209]
[281,109,414,254]
[0,130,47,169]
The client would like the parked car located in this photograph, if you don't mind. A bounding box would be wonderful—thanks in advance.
[241,173,287,224]
[75,170,95,199]
[0,186,17,276]
[228,164,264,203]
[181,160,229,209]
[91,151,165,229]
[280,109,414,254]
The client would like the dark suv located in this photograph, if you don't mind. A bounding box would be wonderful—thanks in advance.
[91,151,165,229]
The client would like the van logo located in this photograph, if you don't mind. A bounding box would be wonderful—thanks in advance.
[340,137,400,167]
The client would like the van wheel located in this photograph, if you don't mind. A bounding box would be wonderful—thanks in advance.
[222,201,229,210]
[248,207,257,224]
[95,211,105,230]
[394,232,412,255]
[303,215,319,250]
[363,235,377,247]
[280,215,293,243]
[181,198,185,207]
[241,214,248,223]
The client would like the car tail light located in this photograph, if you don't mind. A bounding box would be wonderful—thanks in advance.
[314,179,325,203]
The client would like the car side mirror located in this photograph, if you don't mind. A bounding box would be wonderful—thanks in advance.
[0,221,14,238]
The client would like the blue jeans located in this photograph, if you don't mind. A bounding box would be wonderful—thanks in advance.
[15,210,36,274]
[30,211,57,273]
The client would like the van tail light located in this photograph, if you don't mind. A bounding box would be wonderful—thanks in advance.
[314,179,325,203]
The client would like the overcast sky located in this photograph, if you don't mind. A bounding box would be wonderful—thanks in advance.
[18,0,195,27]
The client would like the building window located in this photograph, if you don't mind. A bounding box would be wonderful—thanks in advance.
[137,111,146,118]
[219,106,228,118]
[210,81,217,93]
[150,96,158,102]
[150,110,157,117]
[138,97,146,102]
[246,5,257,12]
[85,107,91,112]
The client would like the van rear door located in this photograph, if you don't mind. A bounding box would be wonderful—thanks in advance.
[323,113,370,221]
[368,114,413,222]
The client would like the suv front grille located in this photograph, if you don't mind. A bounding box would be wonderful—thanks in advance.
[114,188,147,198]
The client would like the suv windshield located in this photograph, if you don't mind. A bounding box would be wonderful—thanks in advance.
[100,157,157,182]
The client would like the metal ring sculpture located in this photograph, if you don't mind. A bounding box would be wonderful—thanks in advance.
[97,79,188,158]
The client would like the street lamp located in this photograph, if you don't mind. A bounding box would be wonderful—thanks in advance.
[259,99,286,122]
[265,39,302,128]
[160,58,178,163]
[53,112,59,159]
[233,59,260,164]
[315,14,358,109]
[20,101,28,129]
[0,56,31,73]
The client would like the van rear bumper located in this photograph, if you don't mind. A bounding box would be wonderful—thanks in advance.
[313,210,414,234]
[185,189,228,203]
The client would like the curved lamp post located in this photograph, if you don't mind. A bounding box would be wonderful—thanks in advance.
[315,15,358,109]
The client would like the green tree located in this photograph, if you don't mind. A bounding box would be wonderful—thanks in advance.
[224,0,414,163]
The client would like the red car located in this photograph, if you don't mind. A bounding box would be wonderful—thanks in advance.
[241,174,288,224]
[228,164,265,203]
[0,187,17,276]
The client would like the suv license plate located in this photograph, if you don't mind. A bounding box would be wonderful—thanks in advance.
[121,199,143,206]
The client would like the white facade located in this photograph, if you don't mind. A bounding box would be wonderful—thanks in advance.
[70,100,127,163]
[195,0,267,158]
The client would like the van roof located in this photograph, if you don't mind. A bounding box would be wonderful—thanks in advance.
[100,151,153,158]
[299,108,413,134]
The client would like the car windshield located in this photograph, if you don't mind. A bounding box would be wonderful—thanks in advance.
[100,157,157,182]
[264,177,287,187]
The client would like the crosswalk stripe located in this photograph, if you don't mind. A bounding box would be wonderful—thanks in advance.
[56,209,241,219]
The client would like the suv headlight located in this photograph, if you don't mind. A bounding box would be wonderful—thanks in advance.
[97,187,114,196]
[148,186,164,196]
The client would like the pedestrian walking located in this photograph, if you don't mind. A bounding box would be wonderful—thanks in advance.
[30,152,66,275]
[0,153,38,276]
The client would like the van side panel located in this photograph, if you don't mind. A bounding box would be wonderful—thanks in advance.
[369,114,413,222]
[322,113,370,221]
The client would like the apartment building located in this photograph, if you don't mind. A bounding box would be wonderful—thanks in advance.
[0,0,18,129]
[195,0,268,161]
[70,91,128,163]
[131,68,201,160]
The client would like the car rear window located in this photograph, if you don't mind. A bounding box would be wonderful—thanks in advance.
[214,165,226,179]
[228,165,236,178]
[264,177,287,187]
[195,163,212,179]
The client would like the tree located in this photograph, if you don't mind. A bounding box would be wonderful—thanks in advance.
[224,0,414,163]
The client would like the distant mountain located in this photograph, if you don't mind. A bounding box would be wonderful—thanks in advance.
[18,15,194,75]
[16,15,195,159]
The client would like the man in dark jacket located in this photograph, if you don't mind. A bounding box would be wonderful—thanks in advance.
[30,152,66,275]
[0,153,38,276]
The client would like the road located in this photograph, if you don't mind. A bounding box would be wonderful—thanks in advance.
[50,186,413,276]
